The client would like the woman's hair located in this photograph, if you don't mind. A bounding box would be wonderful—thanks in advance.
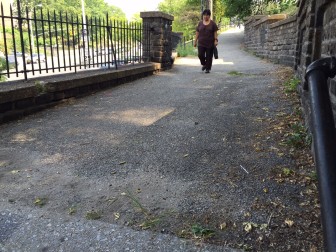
[202,9,211,16]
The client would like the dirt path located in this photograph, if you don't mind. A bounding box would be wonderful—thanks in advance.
[0,28,322,251]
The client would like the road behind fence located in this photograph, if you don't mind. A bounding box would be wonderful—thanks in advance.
[0,2,148,81]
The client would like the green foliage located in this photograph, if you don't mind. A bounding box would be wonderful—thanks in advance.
[13,0,126,21]
[191,224,215,238]
[176,43,197,57]
[0,57,8,81]
[158,0,200,38]
[227,70,244,76]
[284,77,300,93]
[285,122,311,148]
[251,0,298,15]
[222,0,254,19]
[220,0,298,18]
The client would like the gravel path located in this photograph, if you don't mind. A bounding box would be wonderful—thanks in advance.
[0,28,320,251]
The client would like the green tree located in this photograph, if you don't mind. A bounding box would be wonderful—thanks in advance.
[158,0,200,38]
[222,0,253,18]
[14,0,125,20]
[221,0,298,18]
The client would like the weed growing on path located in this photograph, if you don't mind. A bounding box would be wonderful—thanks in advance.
[284,76,300,93]
[227,71,244,76]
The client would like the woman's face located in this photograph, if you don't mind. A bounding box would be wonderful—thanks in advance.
[203,14,210,21]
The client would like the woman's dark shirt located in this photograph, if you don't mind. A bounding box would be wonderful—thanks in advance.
[196,20,218,48]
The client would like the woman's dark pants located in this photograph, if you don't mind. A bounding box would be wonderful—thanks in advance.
[198,46,214,70]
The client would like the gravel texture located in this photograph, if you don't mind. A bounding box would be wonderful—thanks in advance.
[0,28,321,251]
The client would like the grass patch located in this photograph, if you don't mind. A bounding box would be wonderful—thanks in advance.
[191,224,215,238]
[140,217,161,230]
[122,190,149,217]
[227,71,244,76]
[176,43,197,57]
[85,210,101,220]
[284,77,300,93]
[285,122,311,148]
[35,81,46,94]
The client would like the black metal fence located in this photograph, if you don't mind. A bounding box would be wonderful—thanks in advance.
[0,2,150,81]
[305,57,336,251]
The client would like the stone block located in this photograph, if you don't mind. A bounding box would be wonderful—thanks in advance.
[35,93,54,105]
[54,92,65,101]
[0,102,13,113]
[15,98,35,110]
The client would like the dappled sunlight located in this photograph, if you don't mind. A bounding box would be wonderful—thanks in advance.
[92,107,175,126]
[11,133,36,143]
[214,60,234,65]
[40,153,64,165]
[174,57,200,66]
[175,56,234,66]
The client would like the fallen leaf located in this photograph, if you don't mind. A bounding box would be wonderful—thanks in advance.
[244,212,251,218]
[220,223,227,230]
[114,212,120,220]
[244,222,253,232]
[68,207,77,215]
[285,219,294,227]
[34,197,48,207]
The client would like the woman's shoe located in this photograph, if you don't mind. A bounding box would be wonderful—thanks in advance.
[205,70,210,73]
[202,66,206,71]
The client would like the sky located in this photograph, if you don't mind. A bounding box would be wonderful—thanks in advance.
[106,0,164,19]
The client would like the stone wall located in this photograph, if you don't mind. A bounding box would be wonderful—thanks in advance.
[244,14,297,67]
[321,1,336,116]
[244,0,336,128]
[140,12,174,70]
[296,0,336,125]
[268,15,297,66]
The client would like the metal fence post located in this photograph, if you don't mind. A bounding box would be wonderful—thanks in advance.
[305,57,336,251]
[16,0,27,80]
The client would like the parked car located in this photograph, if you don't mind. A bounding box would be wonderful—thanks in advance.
[1,53,25,66]
[27,53,45,64]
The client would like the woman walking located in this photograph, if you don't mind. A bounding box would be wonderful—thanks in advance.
[193,9,219,73]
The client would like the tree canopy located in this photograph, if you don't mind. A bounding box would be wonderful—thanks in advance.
[221,0,298,18]
[15,0,126,21]
[158,0,200,38]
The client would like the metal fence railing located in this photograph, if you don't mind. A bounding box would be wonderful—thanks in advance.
[0,2,150,81]
[305,57,336,251]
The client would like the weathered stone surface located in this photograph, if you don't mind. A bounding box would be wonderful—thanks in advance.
[141,11,173,69]
[244,1,336,129]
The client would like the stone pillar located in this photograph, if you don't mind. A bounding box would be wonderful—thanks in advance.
[140,11,174,70]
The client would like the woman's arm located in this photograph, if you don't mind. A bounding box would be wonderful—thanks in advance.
[214,30,218,46]
[194,31,199,47]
